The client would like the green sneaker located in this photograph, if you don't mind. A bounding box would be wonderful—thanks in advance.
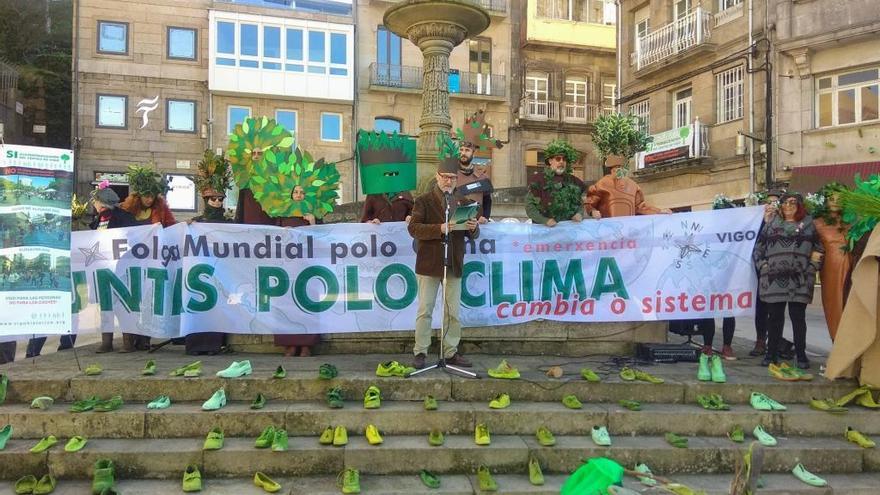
[250,393,266,410]
[487,359,520,379]
[255,426,275,448]
[591,425,611,446]
[142,360,156,376]
[319,363,338,380]
[337,468,360,494]
[810,397,848,414]
[0,424,12,450]
[271,429,288,452]
[665,432,688,448]
[319,426,334,445]
[70,396,100,413]
[753,425,777,446]
[93,395,124,412]
[619,367,636,381]
[728,424,745,443]
[750,392,786,411]
[619,399,641,411]
[92,458,116,495]
[697,353,711,381]
[33,474,56,495]
[376,360,414,377]
[272,365,286,379]
[581,368,601,382]
[475,423,491,446]
[420,469,440,489]
[424,395,438,410]
[365,424,383,445]
[489,393,510,409]
[333,425,348,446]
[536,426,556,446]
[477,465,497,491]
[182,464,202,492]
[0,373,7,405]
[363,385,381,409]
[203,427,224,450]
[562,394,582,409]
[792,463,827,487]
[147,395,171,410]
[428,429,445,446]
[30,434,58,453]
[65,435,88,452]
[84,363,103,376]
[15,475,37,495]
[529,455,544,486]
[327,387,344,409]
[30,396,54,410]
[634,463,657,486]
[201,389,226,411]
[710,354,727,383]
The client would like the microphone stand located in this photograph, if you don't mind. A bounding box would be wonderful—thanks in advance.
[408,192,478,379]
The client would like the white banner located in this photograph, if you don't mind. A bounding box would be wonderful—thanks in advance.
[64,207,765,338]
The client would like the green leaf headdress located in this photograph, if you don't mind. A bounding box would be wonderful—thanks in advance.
[126,164,166,196]
[194,150,233,197]
[227,116,295,189]
[456,109,503,151]
[542,139,579,170]
[840,174,880,250]
[250,147,341,218]
[436,133,461,174]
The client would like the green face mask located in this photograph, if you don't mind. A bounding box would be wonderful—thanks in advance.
[357,130,417,195]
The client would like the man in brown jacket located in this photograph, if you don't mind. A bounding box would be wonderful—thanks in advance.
[408,149,479,369]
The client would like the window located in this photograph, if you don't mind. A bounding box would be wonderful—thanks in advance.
[602,80,616,114]
[96,95,127,128]
[716,66,744,123]
[321,113,342,142]
[377,26,402,84]
[634,6,650,45]
[330,33,347,75]
[564,77,589,120]
[816,67,880,128]
[629,100,650,135]
[275,110,297,135]
[240,23,258,68]
[167,100,196,133]
[227,106,251,134]
[263,26,281,70]
[217,21,235,66]
[168,27,197,60]
[526,75,549,101]
[719,0,743,10]
[469,38,492,75]
[97,21,128,55]
[536,0,613,23]
[286,28,304,72]
[673,87,693,128]
[374,117,402,134]
[674,0,691,19]
[309,30,325,73]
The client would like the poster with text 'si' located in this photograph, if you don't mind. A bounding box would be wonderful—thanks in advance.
[0,144,74,335]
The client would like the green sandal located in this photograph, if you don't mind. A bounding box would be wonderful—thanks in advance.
[319,363,338,380]
[728,424,745,443]
[326,387,344,409]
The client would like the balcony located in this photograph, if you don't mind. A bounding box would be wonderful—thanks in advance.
[519,98,603,125]
[633,7,714,72]
[369,63,508,99]
[634,120,711,178]
[562,101,601,124]
[520,99,559,121]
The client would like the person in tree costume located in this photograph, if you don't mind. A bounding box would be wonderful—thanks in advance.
[455,109,502,222]
[228,116,340,357]
[120,165,177,227]
[526,139,587,226]
[356,130,415,224]
[192,150,234,224]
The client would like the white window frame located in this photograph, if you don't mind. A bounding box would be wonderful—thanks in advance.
[525,75,549,101]
[262,24,283,71]
[96,94,128,129]
[716,65,744,124]
[674,0,691,20]
[673,87,693,129]
[602,81,616,114]
[815,66,880,128]
[629,99,650,135]
[320,112,343,142]
[227,105,251,135]
[565,77,588,104]
[239,22,260,69]
[274,109,298,135]
[537,0,613,24]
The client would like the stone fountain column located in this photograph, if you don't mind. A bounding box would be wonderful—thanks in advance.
[384,0,490,181]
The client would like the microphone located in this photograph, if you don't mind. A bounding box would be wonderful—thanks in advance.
[444,192,454,208]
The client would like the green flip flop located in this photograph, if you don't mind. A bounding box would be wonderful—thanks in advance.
[70,396,100,413]
[30,434,58,453]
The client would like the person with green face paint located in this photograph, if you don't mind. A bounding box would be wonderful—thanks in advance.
[357,130,417,224]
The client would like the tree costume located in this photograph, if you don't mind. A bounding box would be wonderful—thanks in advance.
[228,116,340,355]
[356,130,415,223]
[192,150,234,224]
[585,166,663,218]
[120,165,176,227]
[525,139,587,225]
[455,110,501,218]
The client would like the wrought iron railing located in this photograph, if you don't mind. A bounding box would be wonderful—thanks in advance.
[370,63,422,90]
[634,7,713,71]
[369,63,507,98]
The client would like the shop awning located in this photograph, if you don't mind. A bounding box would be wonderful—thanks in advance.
[788,161,880,193]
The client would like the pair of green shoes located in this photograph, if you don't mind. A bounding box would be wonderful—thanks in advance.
[696,393,730,411]
[182,465,202,492]
[30,435,88,453]
[375,361,413,378]
[14,474,55,494]
[337,468,360,494]
[69,395,123,413]
[319,425,348,446]
[836,385,880,409]
[697,353,726,383]
[254,426,288,451]
[487,359,520,379]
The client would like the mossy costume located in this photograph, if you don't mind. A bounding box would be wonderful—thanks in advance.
[121,165,176,227]
[525,139,587,224]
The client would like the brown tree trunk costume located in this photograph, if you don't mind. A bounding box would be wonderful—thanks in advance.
[814,218,852,341]
[586,173,662,218]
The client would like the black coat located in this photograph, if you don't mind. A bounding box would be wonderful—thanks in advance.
[89,208,138,230]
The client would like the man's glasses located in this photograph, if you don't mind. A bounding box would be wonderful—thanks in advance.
[207,196,225,202]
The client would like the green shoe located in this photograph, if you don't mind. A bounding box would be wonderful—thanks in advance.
[0,424,12,450]
[30,396,54,410]
[728,424,745,443]
[333,425,348,446]
[376,360,414,378]
[710,354,727,383]
[750,392,786,411]
[792,463,827,487]
[201,389,226,411]
[337,468,360,494]
[363,385,381,409]
[420,469,440,489]
[272,365,286,379]
[428,429,445,446]
[182,464,202,492]
[92,458,115,495]
[591,425,611,446]
[489,393,510,409]
[487,359,520,379]
[70,396,100,413]
[846,426,876,448]
[65,435,88,452]
[30,434,58,453]
[475,423,491,446]
[93,395,123,412]
[697,353,711,381]
[250,393,266,410]
[271,429,288,452]
[619,366,636,381]
[319,426,334,445]
[319,363,338,380]
[203,427,224,450]
[327,387,344,409]
[697,394,730,411]
[255,426,276,448]
[253,472,281,493]
[529,455,544,485]
[147,395,171,409]
[33,474,56,495]
[634,463,657,486]
[365,424,383,445]
[536,426,556,446]
[0,373,6,405]
[142,360,156,376]
[753,425,777,446]
[664,432,688,448]
[216,360,252,378]
[810,397,848,414]
[15,475,37,495]
[562,394,582,409]
[169,361,202,377]
[835,386,870,407]
[634,369,664,384]
[581,368,601,382]
[619,399,641,411]
[424,395,438,410]
[477,465,497,491]
[84,363,103,376]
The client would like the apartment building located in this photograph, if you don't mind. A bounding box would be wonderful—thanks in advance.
[618,0,766,210]
[72,0,355,212]
[509,0,618,186]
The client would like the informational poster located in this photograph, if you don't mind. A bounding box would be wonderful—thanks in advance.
[0,144,73,334]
